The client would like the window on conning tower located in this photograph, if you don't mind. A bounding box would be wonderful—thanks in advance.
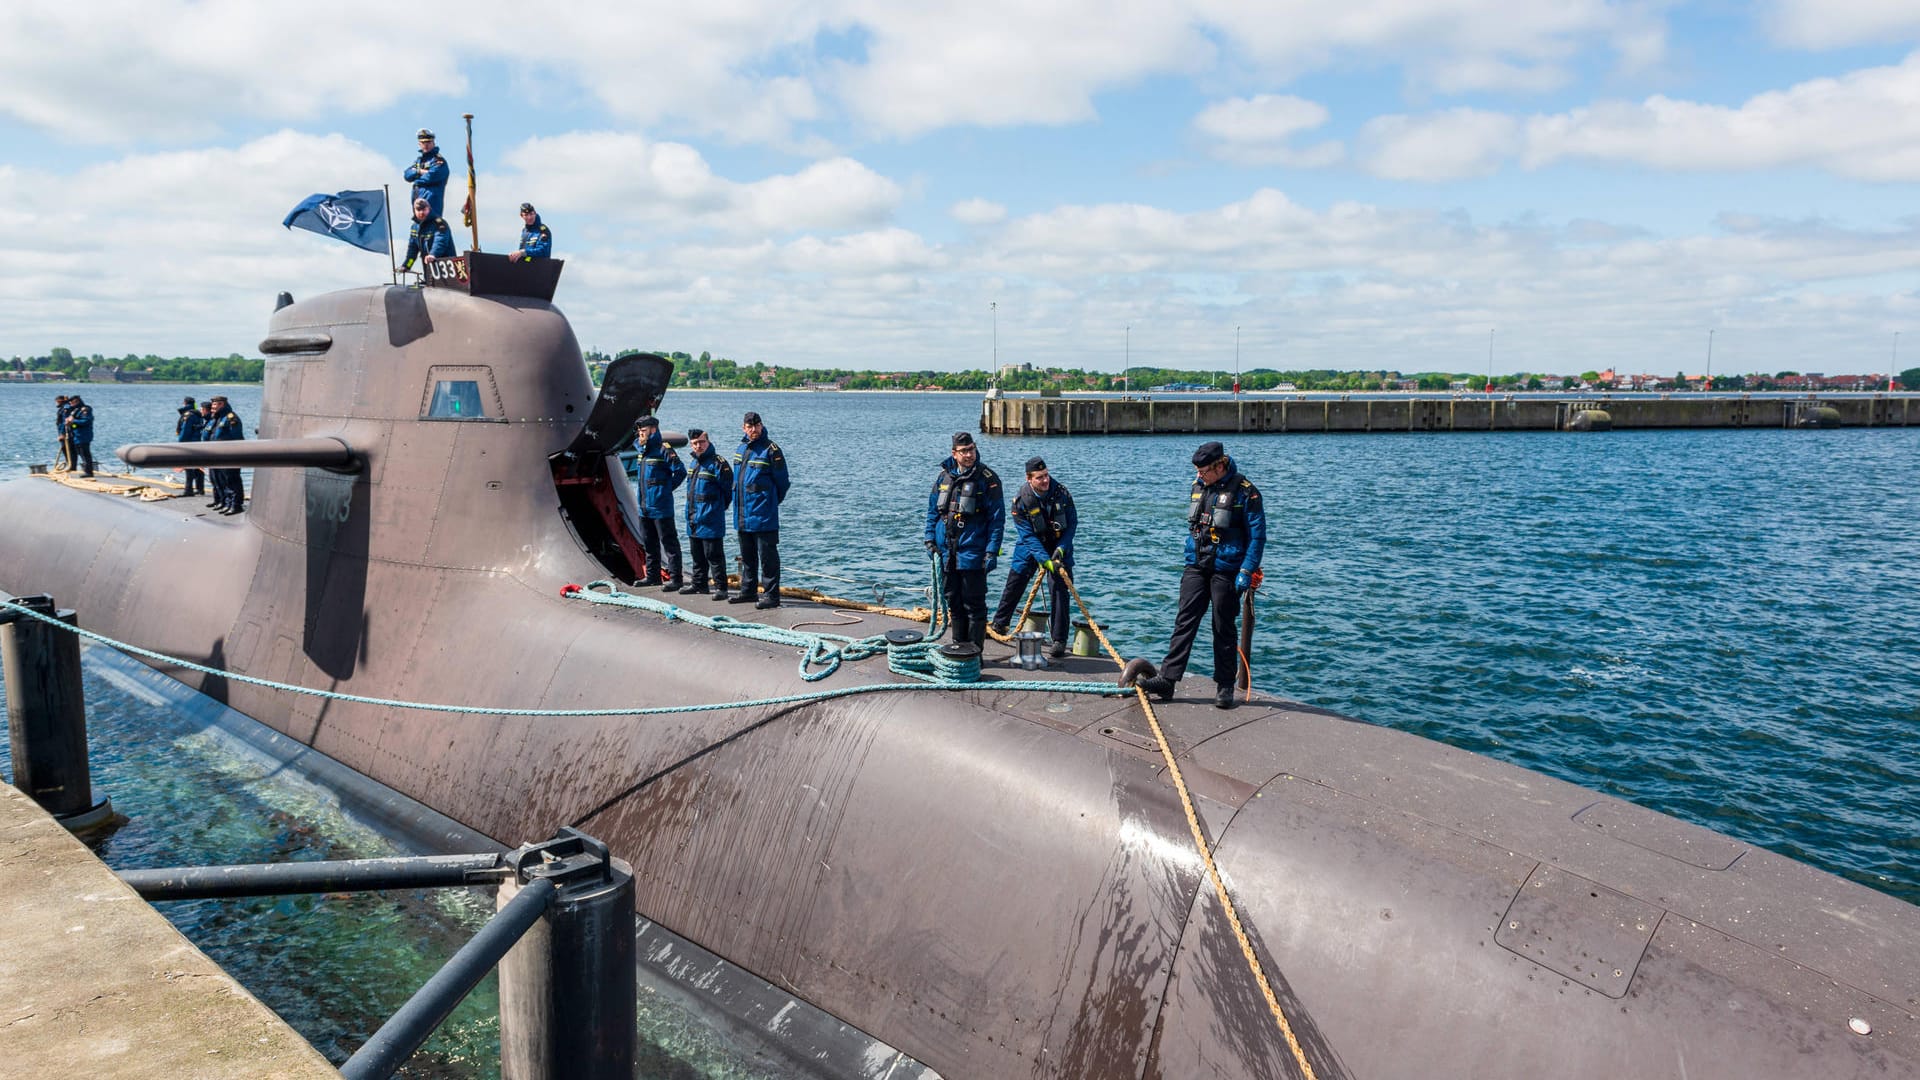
[427,380,484,418]
[419,364,505,421]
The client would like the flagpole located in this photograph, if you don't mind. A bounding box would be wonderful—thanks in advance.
[462,113,479,253]
[383,184,397,284]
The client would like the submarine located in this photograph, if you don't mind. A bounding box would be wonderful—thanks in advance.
[1,255,1914,1078]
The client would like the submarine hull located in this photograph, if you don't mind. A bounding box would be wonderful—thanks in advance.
[2,284,1914,1079]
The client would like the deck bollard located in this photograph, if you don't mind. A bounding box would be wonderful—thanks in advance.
[498,828,636,1080]
[1,593,114,831]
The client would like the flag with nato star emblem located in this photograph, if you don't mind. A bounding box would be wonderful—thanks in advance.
[282,190,389,254]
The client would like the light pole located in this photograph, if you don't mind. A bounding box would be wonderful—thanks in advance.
[1124,324,1130,395]
[1234,325,1241,395]
[990,301,997,371]
[1894,331,1902,392]
[1487,327,1495,393]
[1706,328,1714,391]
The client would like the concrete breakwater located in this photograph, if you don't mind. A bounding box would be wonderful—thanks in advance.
[981,393,1918,435]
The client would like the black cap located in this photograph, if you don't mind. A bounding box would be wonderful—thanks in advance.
[952,431,975,448]
[636,415,659,429]
[1025,456,1047,474]
[743,411,762,426]
[519,202,535,213]
[183,396,196,404]
[686,427,705,440]
[1192,441,1226,467]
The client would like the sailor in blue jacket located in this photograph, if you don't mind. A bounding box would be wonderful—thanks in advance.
[203,395,246,515]
[988,456,1075,655]
[400,198,456,272]
[63,395,95,478]
[632,416,687,592]
[510,203,551,262]
[682,429,734,599]
[54,395,73,470]
[404,128,449,218]
[176,396,206,496]
[729,411,790,608]
[924,431,1005,651]
[1137,441,1266,709]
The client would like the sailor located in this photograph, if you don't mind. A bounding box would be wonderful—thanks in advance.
[988,455,1075,657]
[203,395,246,515]
[176,396,205,497]
[509,203,552,262]
[632,416,687,592]
[404,128,449,218]
[64,394,95,478]
[53,394,72,469]
[1136,441,1266,710]
[729,411,789,609]
[682,428,733,599]
[924,431,1005,651]
[399,198,455,273]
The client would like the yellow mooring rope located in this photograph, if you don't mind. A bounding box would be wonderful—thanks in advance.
[1057,568,1319,1080]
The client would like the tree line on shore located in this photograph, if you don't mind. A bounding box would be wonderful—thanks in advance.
[8,348,263,383]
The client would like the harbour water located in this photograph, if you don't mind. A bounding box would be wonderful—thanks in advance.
[3,382,1917,1073]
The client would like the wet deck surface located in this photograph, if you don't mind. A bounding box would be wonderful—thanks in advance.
[0,783,338,1078]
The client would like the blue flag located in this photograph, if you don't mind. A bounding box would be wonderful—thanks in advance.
[283,190,389,254]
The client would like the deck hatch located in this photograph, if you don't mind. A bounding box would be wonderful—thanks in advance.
[1495,865,1660,998]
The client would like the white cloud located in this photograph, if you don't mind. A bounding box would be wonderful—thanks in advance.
[950,199,1008,225]
[1357,109,1520,180]
[1192,94,1346,166]
[1765,0,1920,49]
[498,132,901,234]
[1523,52,1920,180]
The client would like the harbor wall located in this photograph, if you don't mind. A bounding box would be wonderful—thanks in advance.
[979,394,1918,435]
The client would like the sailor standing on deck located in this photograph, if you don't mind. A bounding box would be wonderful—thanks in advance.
[404,128,449,218]
[176,396,205,497]
[682,429,733,600]
[729,411,789,609]
[399,198,455,273]
[64,395,96,478]
[1136,441,1266,710]
[509,203,551,262]
[988,456,1076,657]
[53,395,72,470]
[203,395,246,515]
[632,416,687,592]
[924,432,1005,652]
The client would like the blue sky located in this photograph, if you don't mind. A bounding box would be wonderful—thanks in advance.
[3,1,1919,377]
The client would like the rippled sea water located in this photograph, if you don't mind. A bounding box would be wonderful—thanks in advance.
[3,381,1917,1073]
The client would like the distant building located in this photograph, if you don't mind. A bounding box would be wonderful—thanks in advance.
[86,365,152,383]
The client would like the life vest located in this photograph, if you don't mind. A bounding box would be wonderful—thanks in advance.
[1013,484,1069,547]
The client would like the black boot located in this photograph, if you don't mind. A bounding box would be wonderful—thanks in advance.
[1214,685,1238,710]
[728,584,757,604]
[662,575,683,594]
[662,553,684,593]
[755,591,781,609]
[686,579,709,595]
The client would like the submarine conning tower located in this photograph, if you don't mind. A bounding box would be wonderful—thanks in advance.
[251,283,659,585]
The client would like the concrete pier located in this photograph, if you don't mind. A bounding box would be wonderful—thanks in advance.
[980,393,1918,435]
[0,783,338,1078]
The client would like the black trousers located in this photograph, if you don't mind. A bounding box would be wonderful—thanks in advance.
[639,516,682,583]
[184,467,205,496]
[688,535,725,590]
[945,565,989,647]
[736,530,779,596]
[1159,564,1241,688]
[70,442,95,476]
[992,561,1069,642]
[212,468,243,509]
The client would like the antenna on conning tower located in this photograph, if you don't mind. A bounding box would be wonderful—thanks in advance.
[461,113,479,254]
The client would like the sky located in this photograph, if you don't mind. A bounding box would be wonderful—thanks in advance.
[3,1,1919,376]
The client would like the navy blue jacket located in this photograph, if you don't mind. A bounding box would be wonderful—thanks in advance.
[731,431,789,532]
[55,402,73,434]
[517,216,552,260]
[634,432,686,520]
[64,404,94,446]
[1183,457,1265,574]
[402,215,455,268]
[925,457,1005,570]
[1009,478,1075,570]
[684,447,733,540]
[204,408,245,443]
[177,409,205,442]
[405,148,450,217]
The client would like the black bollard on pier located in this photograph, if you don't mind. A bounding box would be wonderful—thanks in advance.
[498,828,637,1080]
[0,593,115,832]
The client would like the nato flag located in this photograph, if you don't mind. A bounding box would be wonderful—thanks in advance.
[283,190,389,254]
